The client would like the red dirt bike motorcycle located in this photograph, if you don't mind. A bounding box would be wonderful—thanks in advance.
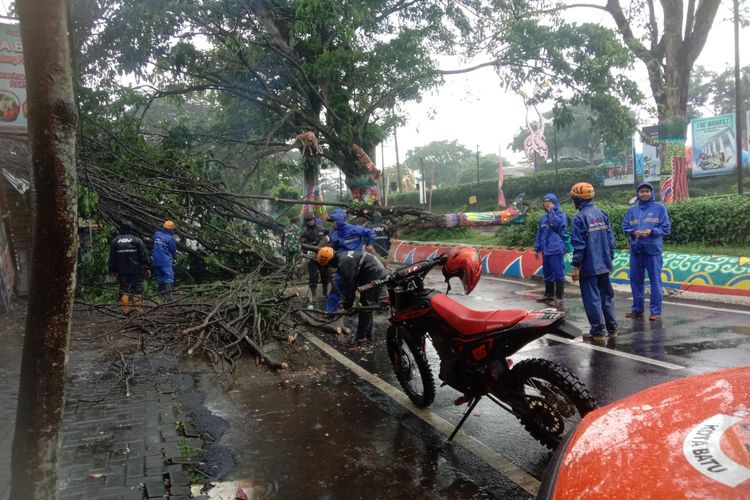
[358,248,597,449]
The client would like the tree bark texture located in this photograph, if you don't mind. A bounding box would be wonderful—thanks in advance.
[11,0,79,498]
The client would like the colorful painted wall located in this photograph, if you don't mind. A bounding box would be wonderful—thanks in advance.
[389,240,750,298]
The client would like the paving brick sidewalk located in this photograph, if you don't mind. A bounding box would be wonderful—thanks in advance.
[0,306,213,500]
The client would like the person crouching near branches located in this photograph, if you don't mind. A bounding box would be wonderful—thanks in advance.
[533,193,571,306]
[569,183,618,341]
[109,220,151,314]
[317,247,386,348]
[621,182,671,321]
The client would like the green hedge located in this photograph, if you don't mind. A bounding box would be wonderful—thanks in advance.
[388,166,610,211]
[388,166,750,213]
[452,195,750,249]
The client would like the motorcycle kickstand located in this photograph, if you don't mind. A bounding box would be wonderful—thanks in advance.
[448,397,482,442]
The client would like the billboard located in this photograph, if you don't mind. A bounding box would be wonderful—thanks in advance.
[691,113,736,177]
[641,125,661,182]
[603,143,634,186]
[0,23,26,133]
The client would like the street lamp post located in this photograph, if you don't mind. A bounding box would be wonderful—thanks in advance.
[476,145,480,185]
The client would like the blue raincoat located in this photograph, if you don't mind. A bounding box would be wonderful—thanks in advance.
[152,229,177,285]
[621,182,671,316]
[534,194,570,282]
[326,208,377,312]
[572,200,617,335]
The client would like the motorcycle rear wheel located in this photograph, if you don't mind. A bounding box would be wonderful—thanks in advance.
[508,358,598,449]
[386,326,435,407]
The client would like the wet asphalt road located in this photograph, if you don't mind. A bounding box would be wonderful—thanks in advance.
[198,272,750,499]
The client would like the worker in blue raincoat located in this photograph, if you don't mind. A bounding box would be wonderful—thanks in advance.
[325,208,378,313]
[621,182,671,320]
[533,193,571,305]
[152,220,177,300]
[569,183,618,341]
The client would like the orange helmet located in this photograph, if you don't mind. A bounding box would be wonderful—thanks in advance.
[442,246,481,295]
[317,247,335,266]
[570,182,595,200]
[163,220,176,230]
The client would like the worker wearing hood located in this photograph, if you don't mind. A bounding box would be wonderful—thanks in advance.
[368,210,391,257]
[325,208,378,313]
[533,193,571,305]
[621,182,671,320]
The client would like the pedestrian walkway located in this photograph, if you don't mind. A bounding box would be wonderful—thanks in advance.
[0,305,212,500]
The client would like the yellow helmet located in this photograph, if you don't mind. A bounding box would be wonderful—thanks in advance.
[570,182,595,200]
[163,220,176,230]
[317,247,335,266]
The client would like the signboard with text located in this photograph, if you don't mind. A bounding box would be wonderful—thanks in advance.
[691,113,736,177]
[0,23,26,133]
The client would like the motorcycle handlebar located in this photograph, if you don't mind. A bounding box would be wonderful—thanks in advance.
[356,255,447,293]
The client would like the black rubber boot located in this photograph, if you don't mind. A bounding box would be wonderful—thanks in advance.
[554,280,565,302]
[538,281,554,302]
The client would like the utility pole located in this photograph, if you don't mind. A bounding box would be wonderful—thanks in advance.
[476,145,480,185]
[394,128,401,192]
[735,0,744,194]
[420,158,426,205]
[381,141,386,202]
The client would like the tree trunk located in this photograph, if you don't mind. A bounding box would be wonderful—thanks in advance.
[11,0,79,498]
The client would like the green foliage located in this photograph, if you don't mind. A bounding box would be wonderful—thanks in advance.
[403,195,750,252]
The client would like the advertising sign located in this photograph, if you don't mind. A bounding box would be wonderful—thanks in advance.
[641,126,661,182]
[691,113,736,177]
[603,143,634,186]
[0,23,26,133]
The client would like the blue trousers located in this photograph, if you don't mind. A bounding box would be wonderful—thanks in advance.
[629,252,663,316]
[542,254,565,281]
[325,272,343,312]
[153,266,174,285]
[580,273,617,335]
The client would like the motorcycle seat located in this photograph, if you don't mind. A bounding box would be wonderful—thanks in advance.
[430,294,528,335]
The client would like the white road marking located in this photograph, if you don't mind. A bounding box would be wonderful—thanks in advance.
[660,300,750,316]
[481,275,539,288]
[543,335,685,370]
[302,331,541,496]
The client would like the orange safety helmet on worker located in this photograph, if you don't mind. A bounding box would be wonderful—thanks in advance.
[442,246,481,295]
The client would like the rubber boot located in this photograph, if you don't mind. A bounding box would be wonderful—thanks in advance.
[133,294,143,314]
[307,287,317,309]
[554,280,565,304]
[157,283,167,300]
[119,294,130,314]
[538,281,554,302]
[164,283,173,301]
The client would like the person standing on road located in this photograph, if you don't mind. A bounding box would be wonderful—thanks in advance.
[622,182,671,321]
[325,208,378,313]
[300,212,330,304]
[367,210,391,258]
[152,220,177,300]
[109,220,150,314]
[533,193,571,306]
[317,247,386,347]
[569,183,618,341]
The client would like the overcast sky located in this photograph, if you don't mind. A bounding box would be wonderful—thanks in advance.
[380,2,746,169]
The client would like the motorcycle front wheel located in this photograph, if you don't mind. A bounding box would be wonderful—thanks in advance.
[507,358,598,450]
[386,326,435,407]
